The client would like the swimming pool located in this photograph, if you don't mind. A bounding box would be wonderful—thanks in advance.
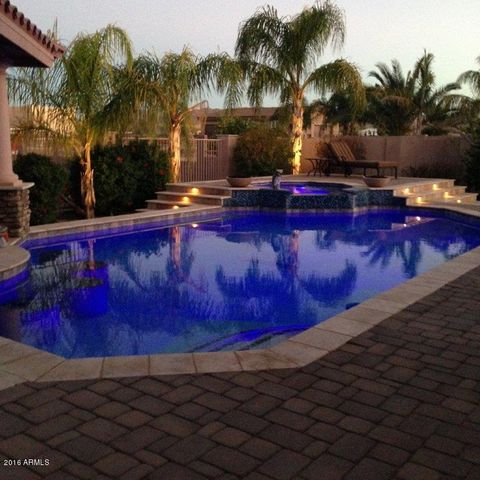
[2,208,480,358]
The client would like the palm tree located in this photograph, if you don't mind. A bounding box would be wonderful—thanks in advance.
[458,56,480,98]
[456,56,480,135]
[122,48,240,183]
[310,91,363,135]
[367,60,415,135]
[9,25,133,219]
[235,1,365,175]
[368,52,460,135]
[411,52,461,134]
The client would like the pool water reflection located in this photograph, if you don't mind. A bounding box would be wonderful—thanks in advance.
[1,209,480,358]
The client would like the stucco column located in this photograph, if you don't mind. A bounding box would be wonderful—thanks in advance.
[0,64,20,186]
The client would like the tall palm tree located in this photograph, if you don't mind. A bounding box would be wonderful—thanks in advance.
[122,48,240,183]
[235,1,365,174]
[9,25,133,219]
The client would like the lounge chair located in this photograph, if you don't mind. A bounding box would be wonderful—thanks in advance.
[327,140,398,179]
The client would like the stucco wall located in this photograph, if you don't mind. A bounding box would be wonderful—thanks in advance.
[301,136,469,177]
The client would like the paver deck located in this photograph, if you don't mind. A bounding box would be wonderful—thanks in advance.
[0,266,479,479]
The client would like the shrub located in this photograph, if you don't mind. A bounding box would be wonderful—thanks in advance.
[231,125,292,177]
[69,141,169,216]
[402,163,465,184]
[464,134,480,193]
[217,117,255,135]
[13,153,68,225]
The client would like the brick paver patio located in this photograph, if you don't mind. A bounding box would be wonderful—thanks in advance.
[0,267,479,480]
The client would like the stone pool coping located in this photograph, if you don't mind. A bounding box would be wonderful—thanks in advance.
[1,176,480,390]
[0,245,30,282]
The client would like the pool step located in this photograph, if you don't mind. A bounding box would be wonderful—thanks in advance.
[401,187,471,205]
[407,193,478,207]
[146,199,193,210]
[155,191,229,206]
[392,180,456,196]
[395,186,467,200]
[391,179,478,207]
[166,183,232,196]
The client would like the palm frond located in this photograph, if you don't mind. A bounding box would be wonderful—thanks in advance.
[244,62,289,108]
[305,59,365,112]
[235,5,284,65]
[458,68,480,97]
[285,0,345,74]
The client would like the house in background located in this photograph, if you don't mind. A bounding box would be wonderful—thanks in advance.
[305,110,340,138]
[191,105,339,138]
[198,107,279,137]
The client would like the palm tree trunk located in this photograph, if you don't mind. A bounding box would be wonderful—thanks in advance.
[414,113,423,135]
[169,124,181,183]
[291,100,304,175]
[81,142,95,219]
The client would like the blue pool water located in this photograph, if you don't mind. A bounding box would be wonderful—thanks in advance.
[1,208,480,358]
[256,182,346,195]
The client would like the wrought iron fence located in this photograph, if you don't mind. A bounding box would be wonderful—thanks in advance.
[123,136,229,182]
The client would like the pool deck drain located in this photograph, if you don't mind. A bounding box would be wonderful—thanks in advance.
[0,264,479,479]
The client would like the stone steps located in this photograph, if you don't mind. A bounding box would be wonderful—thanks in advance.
[145,199,192,210]
[392,179,478,207]
[165,183,231,196]
[155,191,229,206]
[395,186,466,201]
[392,180,455,196]
[412,194,478,206]
[145,182,233,211]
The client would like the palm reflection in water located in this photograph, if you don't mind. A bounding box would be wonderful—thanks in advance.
[1,209,478,357]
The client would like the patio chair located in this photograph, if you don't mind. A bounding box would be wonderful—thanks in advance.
[327,140,398,179]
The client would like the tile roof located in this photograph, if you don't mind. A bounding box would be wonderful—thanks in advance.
[0,0,65,59]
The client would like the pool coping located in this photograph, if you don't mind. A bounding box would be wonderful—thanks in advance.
[1,179,480,390]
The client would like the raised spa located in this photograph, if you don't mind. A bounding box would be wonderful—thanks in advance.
[255,182,348,195]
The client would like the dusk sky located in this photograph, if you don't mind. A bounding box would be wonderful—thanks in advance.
[13,0,480,106]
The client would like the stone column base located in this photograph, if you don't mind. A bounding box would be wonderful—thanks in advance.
[0,182,34,238]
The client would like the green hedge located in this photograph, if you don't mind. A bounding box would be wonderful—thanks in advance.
[465,134,480,193]
[13,153,68,225]
[217,117,254,135]
[232,125,292,176]
[69,141,169,216]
